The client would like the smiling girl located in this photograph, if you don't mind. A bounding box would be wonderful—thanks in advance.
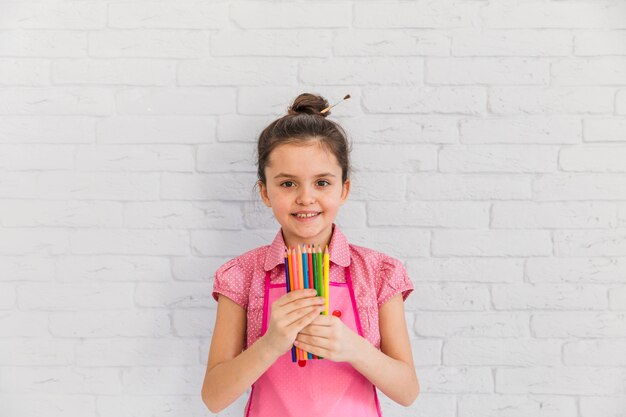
[201,93,419,416]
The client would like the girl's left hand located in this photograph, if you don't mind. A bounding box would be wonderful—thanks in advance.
[294,314,362,363]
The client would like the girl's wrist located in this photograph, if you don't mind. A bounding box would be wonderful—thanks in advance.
[257,334,285,362]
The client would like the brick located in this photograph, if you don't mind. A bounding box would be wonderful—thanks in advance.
[354,2,480,28]
[75,144,193,172]
[533,174,626,200]
[460,116,581,144]
[527,257,626,283]
[405,284,490,311]
[410,339,442,366]
[108,2,228,29]
[0,87,114,115]
[617,90,626,114]
[0,2,106,29]
[379,393,455,417]
[0,255,54,282]
[555,230,626,256]
[116,87,236,115]
[0,144,74,170]
[584,117,626,142]
[88,30,211,58]
[444,339,561,366]
[407,258,523,283]
[415,312,530,338]
[353,144,437,172]
[346,228,429,258]
[69,229,189,255]
[564,340,626,366]
[340,115,459,144]
[18,282,134,310]
[0,30,86,57]
[178,58,296,86]
[334,202,367,229]
[0,228,67,255]
[191,229,275,257]
[301,58,423,85]
[37,172,159,200]
[496,367,623,395]
[197,144,255,173]
[580,397,626,417]
[0,311,46,336]
[0,58,49,86]
[0,116,95,143]
[440,145,558,173]
[96,116,215,144]
[416,367,493,394]
[0,366,120,394]
[609,286,626,310]
[492,284,607,310]
[121,366,205,395]
[369,202,488,228]
[561,144,626,172]
[427,58,549,85]
[553,57,626,85]
[125,201,242,229]
[407,173,531,200]
[0,200,122,228]
[363,87,486,115]
[532,312,626,337]
[232,2,351,28]
[490,87,614,115]
[492,202,617,229]
[452,30,571,56]
[161,172,257,201]
[459,395,576,417]
[0,339,74,366]
[349,172,406,201]
[433,230,552,256]
[75,339,198,366]
[212,30,331,57]
[57,255,170,283]
[238,87,361,116]
[173,309,216,337]
[335,29,449,57]
[49,310,170,337]
[576,31,626,55]
[135,282,210,309]
[52,59,175,85]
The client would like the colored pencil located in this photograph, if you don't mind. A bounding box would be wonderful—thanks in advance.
[324,245,330,316]
[285,249,297,363]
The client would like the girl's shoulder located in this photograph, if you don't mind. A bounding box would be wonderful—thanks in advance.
[215,244,271,276]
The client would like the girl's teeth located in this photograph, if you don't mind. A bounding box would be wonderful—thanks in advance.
[296,213,318,218]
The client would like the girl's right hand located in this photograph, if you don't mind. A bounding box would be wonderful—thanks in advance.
[262,289,326,357]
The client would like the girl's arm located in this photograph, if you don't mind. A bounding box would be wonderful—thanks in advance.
[350,293,419,406]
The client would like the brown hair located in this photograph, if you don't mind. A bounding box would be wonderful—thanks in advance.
[256,93,351,184]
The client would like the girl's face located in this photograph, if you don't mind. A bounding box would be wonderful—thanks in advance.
[258,141,350,249]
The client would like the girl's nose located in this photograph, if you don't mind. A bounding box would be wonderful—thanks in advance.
[296,185,316,205]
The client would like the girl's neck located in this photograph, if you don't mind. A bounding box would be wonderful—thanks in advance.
[282,224,334,249]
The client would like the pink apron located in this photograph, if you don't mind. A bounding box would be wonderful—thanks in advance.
[244,267,383,417]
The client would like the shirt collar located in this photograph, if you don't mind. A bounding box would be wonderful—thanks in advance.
[263,223,351,271]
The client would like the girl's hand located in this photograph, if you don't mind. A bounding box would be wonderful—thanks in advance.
[262,289,326,357]
[294,314,362,363]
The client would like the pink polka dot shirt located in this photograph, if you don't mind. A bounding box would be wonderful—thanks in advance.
[212,224,414,349]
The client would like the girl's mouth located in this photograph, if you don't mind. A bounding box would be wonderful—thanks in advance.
[292,212,321,220]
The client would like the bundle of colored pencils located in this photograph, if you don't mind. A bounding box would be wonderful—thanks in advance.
[283,244,330,363]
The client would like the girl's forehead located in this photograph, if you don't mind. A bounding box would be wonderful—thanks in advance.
[268,142,340,171]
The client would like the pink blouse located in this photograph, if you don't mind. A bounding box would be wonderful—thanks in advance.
[212,224,414,349]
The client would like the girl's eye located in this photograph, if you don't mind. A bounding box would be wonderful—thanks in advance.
[280,181,296,188]
[317,180,330,187]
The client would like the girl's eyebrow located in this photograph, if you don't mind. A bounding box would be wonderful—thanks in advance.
[273,172,337,179]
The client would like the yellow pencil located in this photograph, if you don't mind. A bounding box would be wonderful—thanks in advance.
[324,245,329,316]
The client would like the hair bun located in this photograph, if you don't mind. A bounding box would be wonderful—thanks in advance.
[287,93,330,117]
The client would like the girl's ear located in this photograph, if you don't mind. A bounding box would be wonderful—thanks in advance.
[258,180,271,207]
[340,178,351,204]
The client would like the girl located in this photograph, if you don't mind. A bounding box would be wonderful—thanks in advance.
[201,93,419,416]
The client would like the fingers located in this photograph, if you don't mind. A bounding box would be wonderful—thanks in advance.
[274,289,318,308]
[286,304,325,331]
[293,338,330,359]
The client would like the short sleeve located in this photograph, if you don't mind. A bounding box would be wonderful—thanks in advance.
[376,256,414,307]
[212,257,249,309]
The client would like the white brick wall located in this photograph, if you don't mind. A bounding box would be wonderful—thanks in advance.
[0,1,624,416]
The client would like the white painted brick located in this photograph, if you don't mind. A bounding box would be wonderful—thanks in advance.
[617,90,626,115]
[0,172,39,198]
[69,229,189,255]
[0,116,95,143]
[135,282,211,308]
[178,58,296,86]
[0,2,105,29]
[532,312,626,337]
[354,2,480,28]
[416,367,492,394]
[0,255,55,282]
[527,257,626,283]
[369,202,488,228]
[609,286,626,310]
[0,367,121,394]
[173,256,228,283]
[161,172,257,201]
[496,367,624,395]
[75,339,198,366]
[575,31,626,55]
[0,144,74,170]
[427,58,549,85]
[37,172,159,200]
[555,230,626,256]
[243,200,282,229]
[0,283,15,308]
[232,2,351,28]
[492,202,617,229]
[75,145,193,172]
[415,312,530,338]
[0,200,122,228]
[0,58,49,85]
[57,255,171,283]
[121,366,205,395]
[89,30,211,59]
[191,229,275,257]
[173,309,216,337]
[212,30,331,57]
[108,2,229,29]
[553,57,626,85]
[444,338,561,366]
[52,59,176,85]
[460,116,581,144]
[405,284,490,311]
[343,227,429,259]
[349,172,406,201]
[561,144,626,172]
[407,173,531,201]
[335,29,450,57]
[564,339,626,366]
[452,29,571,56]
[490,87,614,115]
[440,145,558,173]
[353,144,437,172]
[49,310,170,337]
[409,339,442,366]
[584,117,626,142]
[217,114,284,142]
[580,397,626,417]
[0,311,46,336]
[340,115,459,144]
[0,30,86,57]
[407,258,523,283]
[0,87,113,115]
[335,202,367,228]
[433,230,552,256]
[0,339,74,366]
[0,395,96,417]
[533,174,626,200]
[116,87,236,115]
[18,283,134,310]
[379,393,455,417]
[96,116,215,144]
[197,144,255,173]
[238,87,361,116]
[125,201,242,230]
[0,228,67,255]
[362,86,486,115]
[301,58,423,85]
[492,284,608,310]
[482,2,626,29]
[459,395,576,417]
[97,395,210,417]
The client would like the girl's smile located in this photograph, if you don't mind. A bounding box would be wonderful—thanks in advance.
[258,141,350,249]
